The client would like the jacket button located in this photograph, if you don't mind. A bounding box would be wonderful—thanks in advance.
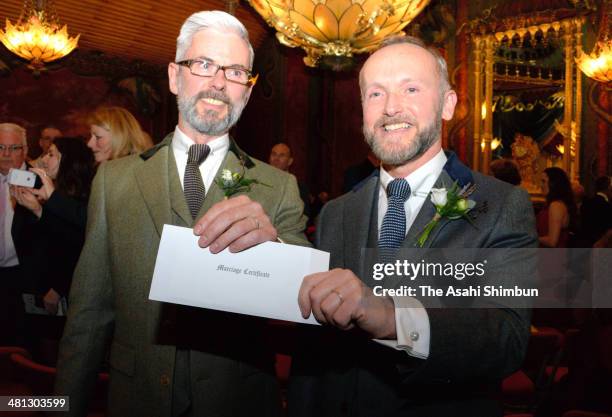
[160,374,170,386]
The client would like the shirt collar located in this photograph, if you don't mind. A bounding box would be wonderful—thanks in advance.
[172,125,229,157]
[380,149,447,196]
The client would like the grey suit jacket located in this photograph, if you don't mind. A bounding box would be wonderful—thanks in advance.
[54,134,308,417]
[288,152,538,417]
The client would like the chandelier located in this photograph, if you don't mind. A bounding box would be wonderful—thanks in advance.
[0,0,80,72]
[575,1,611,83]
[248,0,430,70]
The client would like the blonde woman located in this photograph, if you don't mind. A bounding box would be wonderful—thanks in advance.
[87,106,153,163]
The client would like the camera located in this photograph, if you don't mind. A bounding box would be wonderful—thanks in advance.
[7,168,42,188]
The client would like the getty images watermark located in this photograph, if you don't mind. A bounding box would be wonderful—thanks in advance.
[361,248,611,309]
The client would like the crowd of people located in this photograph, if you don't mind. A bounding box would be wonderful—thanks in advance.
[0,8,610,417]
[490,158,611,249]
[0,106,154,354]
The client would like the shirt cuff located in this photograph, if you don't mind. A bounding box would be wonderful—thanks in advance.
[374,296,430,359]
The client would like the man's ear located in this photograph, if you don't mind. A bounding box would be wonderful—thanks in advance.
[441,89,458,121]
[168,63,179,95]
[288,157,294,167]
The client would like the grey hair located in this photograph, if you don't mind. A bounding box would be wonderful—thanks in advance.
[175,10,254,68]
[359,35,451,96]
[0,123,27,146]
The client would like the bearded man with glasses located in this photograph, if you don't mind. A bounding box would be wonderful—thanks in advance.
[54,11,308,417]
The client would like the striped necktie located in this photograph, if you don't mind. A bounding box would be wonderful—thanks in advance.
[184,144,210,219]
[379,178,411,250]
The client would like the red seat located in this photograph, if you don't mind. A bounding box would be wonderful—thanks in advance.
[0,346,31,378]
[503,370,536,406]
[0,350,39,417]
[275,353,291,386]
[502,326,567,413]
[9,353,109,416]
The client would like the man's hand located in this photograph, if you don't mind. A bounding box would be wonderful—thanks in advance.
[193,195,277,253]
[298,268,397,339]
[43,288,61,315]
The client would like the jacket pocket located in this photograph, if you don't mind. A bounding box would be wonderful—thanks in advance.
[109,342,136,377]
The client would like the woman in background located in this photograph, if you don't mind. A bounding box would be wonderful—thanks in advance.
[13,137,95,314]
[87,106,152,164]
[538,167,576,248]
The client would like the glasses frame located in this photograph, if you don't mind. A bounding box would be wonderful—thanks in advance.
[176,59,259,87]
[0,144,25,153]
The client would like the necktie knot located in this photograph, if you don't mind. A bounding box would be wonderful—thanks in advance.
[187,144,210,166]
[386,178,411,202]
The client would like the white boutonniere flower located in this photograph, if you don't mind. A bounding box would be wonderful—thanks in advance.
[417,182,482,247]
[430,187,448,207]
[215,163,271,198]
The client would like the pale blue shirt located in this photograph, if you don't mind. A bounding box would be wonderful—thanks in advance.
[375,149,447,359]
[0,162,26,267]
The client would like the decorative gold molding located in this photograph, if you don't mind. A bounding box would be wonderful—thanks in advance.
[472,15,584,185]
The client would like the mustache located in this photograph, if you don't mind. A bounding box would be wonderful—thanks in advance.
[194,90,230,104]
[374,115,416,129]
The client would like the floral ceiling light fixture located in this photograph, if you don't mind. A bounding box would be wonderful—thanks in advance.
[575,0,611,83]
[248,0,431,70]
[0,0,80,72]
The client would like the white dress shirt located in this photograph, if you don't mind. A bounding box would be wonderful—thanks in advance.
[0,162,26,267]
[171,126,230,194]
[375,149,447,359]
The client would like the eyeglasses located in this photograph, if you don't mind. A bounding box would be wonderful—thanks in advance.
[0,144,24,153]
[176,59,259,87]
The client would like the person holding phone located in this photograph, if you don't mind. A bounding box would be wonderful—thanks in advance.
[11,137,95,316]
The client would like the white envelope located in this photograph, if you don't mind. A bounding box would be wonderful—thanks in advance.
[149,225,329,325]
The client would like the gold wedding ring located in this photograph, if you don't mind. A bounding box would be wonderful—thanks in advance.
[252,216,260,229]
[332,289,344,302]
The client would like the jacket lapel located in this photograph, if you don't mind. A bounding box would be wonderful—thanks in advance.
[134,137,173,237]
[343,174,379,277]
[403,151,474,248]
[403,170,454,248]
[167,146,193,226]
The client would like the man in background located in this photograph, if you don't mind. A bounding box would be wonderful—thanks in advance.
[269,142,311,220]
[342,150,379,192]
[0,123,31,345]
[30,125,62,164]
[581,176,612,246]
